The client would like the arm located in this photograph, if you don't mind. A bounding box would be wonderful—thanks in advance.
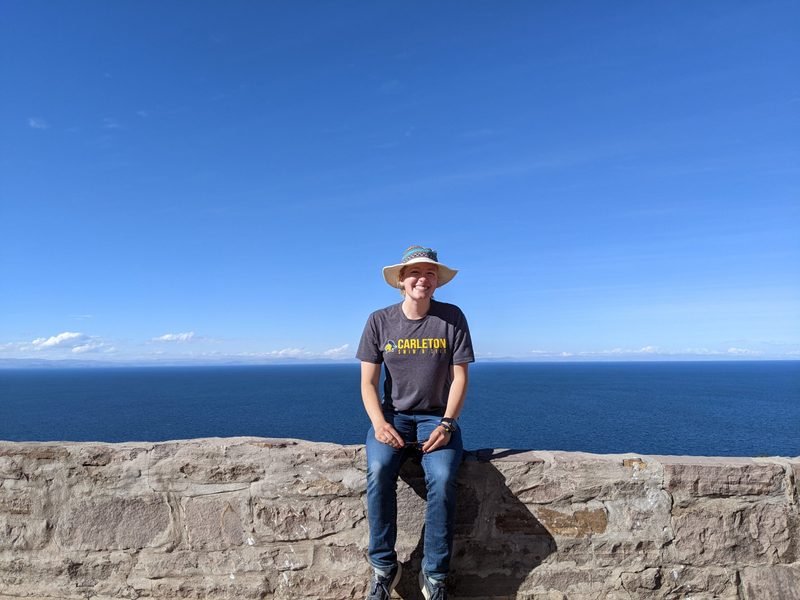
[421,362,469,452]
[361,361,404,448]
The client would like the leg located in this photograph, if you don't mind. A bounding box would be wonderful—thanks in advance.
[365,411,413,571]
[417,415,463,581]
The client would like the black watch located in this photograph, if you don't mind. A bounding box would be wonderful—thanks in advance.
[440,417,458,431]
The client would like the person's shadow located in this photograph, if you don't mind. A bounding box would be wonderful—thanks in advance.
[393,448,556,599]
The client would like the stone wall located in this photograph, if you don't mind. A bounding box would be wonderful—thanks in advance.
[0,437,798,599]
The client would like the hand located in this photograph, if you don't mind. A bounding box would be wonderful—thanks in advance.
[421,425,451,453]
[374,422,405,449]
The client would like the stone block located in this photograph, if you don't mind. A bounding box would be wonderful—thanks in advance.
[741,565,800,600]
[0,444,70,461]
[662,456,785,502]
[0,486,33,515]
[64,444,151,495]
[271,569,363,600]
[129,549,203,579]
[56,495,172,550]
[147,439,268,492]
[0,444,71,483]
[619,567,662,593]
[508,452,663,505]
[519,565,620,598]
[253,496,365,543]
[0,515,49,550]
[0,550,136,599]
[555,537,662,569]
[131,544,315,582]
[659,565,742,599]
[603,486,674,542]
[0,456,24,480]
[668,500,794,566]
[0,553,71,597]
[182,492,249,550]
[128,573,274,599]
[533,504,608,537]
[448,539,555,596]
[61,551,134,594]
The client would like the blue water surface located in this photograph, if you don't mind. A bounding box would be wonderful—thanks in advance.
[1,362,797,456]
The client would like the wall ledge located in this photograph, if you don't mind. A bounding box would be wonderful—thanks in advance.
[1,437,798,599]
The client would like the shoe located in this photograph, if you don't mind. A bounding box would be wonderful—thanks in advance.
[365,562,401,600]
[419,571,447,600]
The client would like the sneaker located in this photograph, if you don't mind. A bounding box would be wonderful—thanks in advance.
[365,562,401,600]
[419,571,447,600]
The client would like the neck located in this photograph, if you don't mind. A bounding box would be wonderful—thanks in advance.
[401,296,432,320]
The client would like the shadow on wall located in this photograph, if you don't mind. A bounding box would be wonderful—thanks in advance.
[395,449,556,599]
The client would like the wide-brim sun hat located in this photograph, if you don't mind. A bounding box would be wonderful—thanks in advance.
[382,245,458,288]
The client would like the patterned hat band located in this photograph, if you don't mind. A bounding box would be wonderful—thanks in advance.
[402,246,438,263]
[382,245,458,289]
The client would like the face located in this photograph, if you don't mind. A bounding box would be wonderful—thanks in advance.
[399,262,439,300]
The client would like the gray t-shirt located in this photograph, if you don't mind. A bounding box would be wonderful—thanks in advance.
[356,300,475,412]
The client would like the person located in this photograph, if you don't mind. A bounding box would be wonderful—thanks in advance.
[357,245,475,600]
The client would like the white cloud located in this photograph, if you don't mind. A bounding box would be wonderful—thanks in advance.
[31,331,86,349]
[28,117,49,129]
[522,345,779,360]
[153,331,195,342]
[235,345,351,360]
[72,341,113,354]
[103,117,121,129]
[727,347,764,356]
[680,347,722,356]
[268,348,310,358]
[136,110,149,118]
[26,331,113,354]
[323,343,350,358]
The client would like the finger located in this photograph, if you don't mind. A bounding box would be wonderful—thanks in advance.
[387,427,405,447]
[378,425,404,447]
[422,431,444,453]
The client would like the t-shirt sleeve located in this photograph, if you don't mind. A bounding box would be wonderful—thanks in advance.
[451,309,475,365]
[356,313,383,364]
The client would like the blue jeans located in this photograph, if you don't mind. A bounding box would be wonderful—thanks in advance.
[365,411,463,581]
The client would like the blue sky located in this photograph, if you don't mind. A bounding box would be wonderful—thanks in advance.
[1,1,798,363]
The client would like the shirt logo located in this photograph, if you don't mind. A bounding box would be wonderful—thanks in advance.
[395,338,448,355]
[383,340,397,353]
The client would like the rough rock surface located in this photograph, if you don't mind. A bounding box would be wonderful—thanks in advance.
[0,438,797,599]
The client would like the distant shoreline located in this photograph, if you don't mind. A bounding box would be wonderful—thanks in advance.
[1,357,798,369]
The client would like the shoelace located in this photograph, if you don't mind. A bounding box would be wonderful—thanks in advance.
[369,576,391,597]
[427,580,447,600]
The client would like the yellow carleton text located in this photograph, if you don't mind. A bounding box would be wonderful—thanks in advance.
[397,338,447,351]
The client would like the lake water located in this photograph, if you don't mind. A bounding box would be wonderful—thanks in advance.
[1,361,798,457]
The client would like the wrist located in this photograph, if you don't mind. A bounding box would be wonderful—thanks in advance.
[437,418,457,435]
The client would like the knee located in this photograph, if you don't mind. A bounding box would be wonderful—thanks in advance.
[424,463,459,494]
[367,459,399,487]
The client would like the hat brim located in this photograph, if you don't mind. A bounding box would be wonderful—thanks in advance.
[382,257,458,288]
